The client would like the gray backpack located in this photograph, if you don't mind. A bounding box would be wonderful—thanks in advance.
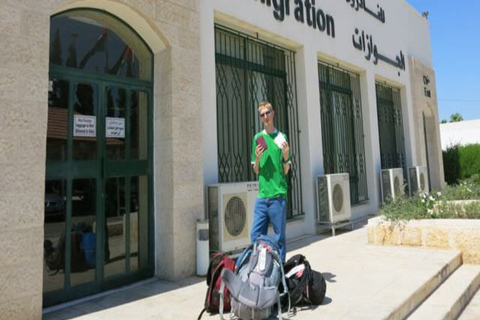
[220,235,289,320]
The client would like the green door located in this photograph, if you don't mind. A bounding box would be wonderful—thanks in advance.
[44,10,154,307]
[375,82,406,173]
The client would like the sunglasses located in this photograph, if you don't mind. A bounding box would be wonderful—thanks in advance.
[259,110,272,118]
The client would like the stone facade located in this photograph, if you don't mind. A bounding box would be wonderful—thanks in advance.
[0,0,202,317]
[408,57,445,190]
[0,1,50,318]
[368,217,480,264]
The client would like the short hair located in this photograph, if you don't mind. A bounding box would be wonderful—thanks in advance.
[258,101,273,113]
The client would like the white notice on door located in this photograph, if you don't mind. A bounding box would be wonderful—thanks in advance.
[74,115,96,137]
[106,117,125,138]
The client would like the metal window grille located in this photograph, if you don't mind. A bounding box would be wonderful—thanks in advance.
[318,62,369,204]
[215,25,303,218]
[376,82,406,175]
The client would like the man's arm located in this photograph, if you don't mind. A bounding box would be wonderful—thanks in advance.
[281,139,290,175]
[283,161,290,175]
[253,158,260,175]
[253,144,264,175]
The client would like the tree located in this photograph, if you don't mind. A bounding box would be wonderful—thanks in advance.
[66,33,79,68]
[449,113,463,122]
[50,28,62,65]
[441,119,447,124]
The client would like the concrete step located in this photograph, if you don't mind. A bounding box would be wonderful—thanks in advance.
[407,264,480,320]
[457,286,480,320]
[294,229,463,320]
[363,250,462,320]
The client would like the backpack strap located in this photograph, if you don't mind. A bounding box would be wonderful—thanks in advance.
[235,244,253,269]
[277,291,283,320]
[303,259,314,305]
[221,268,242,299]
[197,307,206,320]
[288,262,310,304]
[202,257,226,312]
[219,280,226,320]
[270,249,290,316]
[269,249,288,295]
[206,252,224,285]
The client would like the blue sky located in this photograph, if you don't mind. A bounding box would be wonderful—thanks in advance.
[406,0,480,121]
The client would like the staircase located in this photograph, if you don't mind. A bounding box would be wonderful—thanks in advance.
[405,262,480,320]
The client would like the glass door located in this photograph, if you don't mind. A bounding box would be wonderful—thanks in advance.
[103,86,151,279]
[43,73,153,307]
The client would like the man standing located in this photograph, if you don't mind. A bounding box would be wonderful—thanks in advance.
[251,101,290,263]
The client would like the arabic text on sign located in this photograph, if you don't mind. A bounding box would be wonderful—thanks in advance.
[106,117,125,138]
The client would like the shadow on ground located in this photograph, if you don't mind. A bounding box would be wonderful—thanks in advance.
[43,276,205,320]
[287,219,369,252]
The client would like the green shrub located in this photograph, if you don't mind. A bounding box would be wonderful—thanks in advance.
[459,144,480,179]
[443,145,460,184]
[443,144,480,185]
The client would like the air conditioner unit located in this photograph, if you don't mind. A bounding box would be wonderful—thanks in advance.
[409,166,429,195]
[380,168,405,203]
[316,173,351,224]
[207,182,258,253]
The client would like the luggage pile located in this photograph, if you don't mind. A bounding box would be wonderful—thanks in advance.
[198,235,327,320]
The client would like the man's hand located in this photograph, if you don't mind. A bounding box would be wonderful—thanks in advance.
[281,142,290,175]
[255,144,265,159]
[253,144,265,175]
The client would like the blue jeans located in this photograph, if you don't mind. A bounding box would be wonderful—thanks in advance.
[250,196,287,262]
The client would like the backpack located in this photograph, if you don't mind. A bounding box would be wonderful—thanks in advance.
[220,235,289,320]
[282,254,326,307]
[308,270,327,305]
[198,252,236,319]
[70,231,88,273]
[44,228,88,275]
[81,232,97,268]
[44,233,66,275]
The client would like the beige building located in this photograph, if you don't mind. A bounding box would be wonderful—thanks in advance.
[0,0,444,318]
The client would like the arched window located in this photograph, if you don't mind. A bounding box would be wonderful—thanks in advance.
[50,9,152,81]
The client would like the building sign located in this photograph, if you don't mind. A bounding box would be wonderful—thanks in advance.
[74,115,96,137]
[251,0,406,73]
[352,28,405,73]
[345,0,386,23]
[253,0,336,38]
[423,75,431,98]
[106,117,125,138]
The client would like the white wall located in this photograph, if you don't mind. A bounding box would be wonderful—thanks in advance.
[201,0,433,238]
[440,119,480,150]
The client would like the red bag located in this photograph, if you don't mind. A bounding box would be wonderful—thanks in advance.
[198,252,236,319]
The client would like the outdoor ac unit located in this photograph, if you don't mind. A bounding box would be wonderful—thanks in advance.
[380,168,405,202]
[409,166,429,195]
[207,182,258,253]
[316,173,351,224]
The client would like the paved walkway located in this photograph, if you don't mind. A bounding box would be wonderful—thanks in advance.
[43,227,463,320]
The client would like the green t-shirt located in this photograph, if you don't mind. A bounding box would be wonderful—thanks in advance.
[251,130,289,199]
